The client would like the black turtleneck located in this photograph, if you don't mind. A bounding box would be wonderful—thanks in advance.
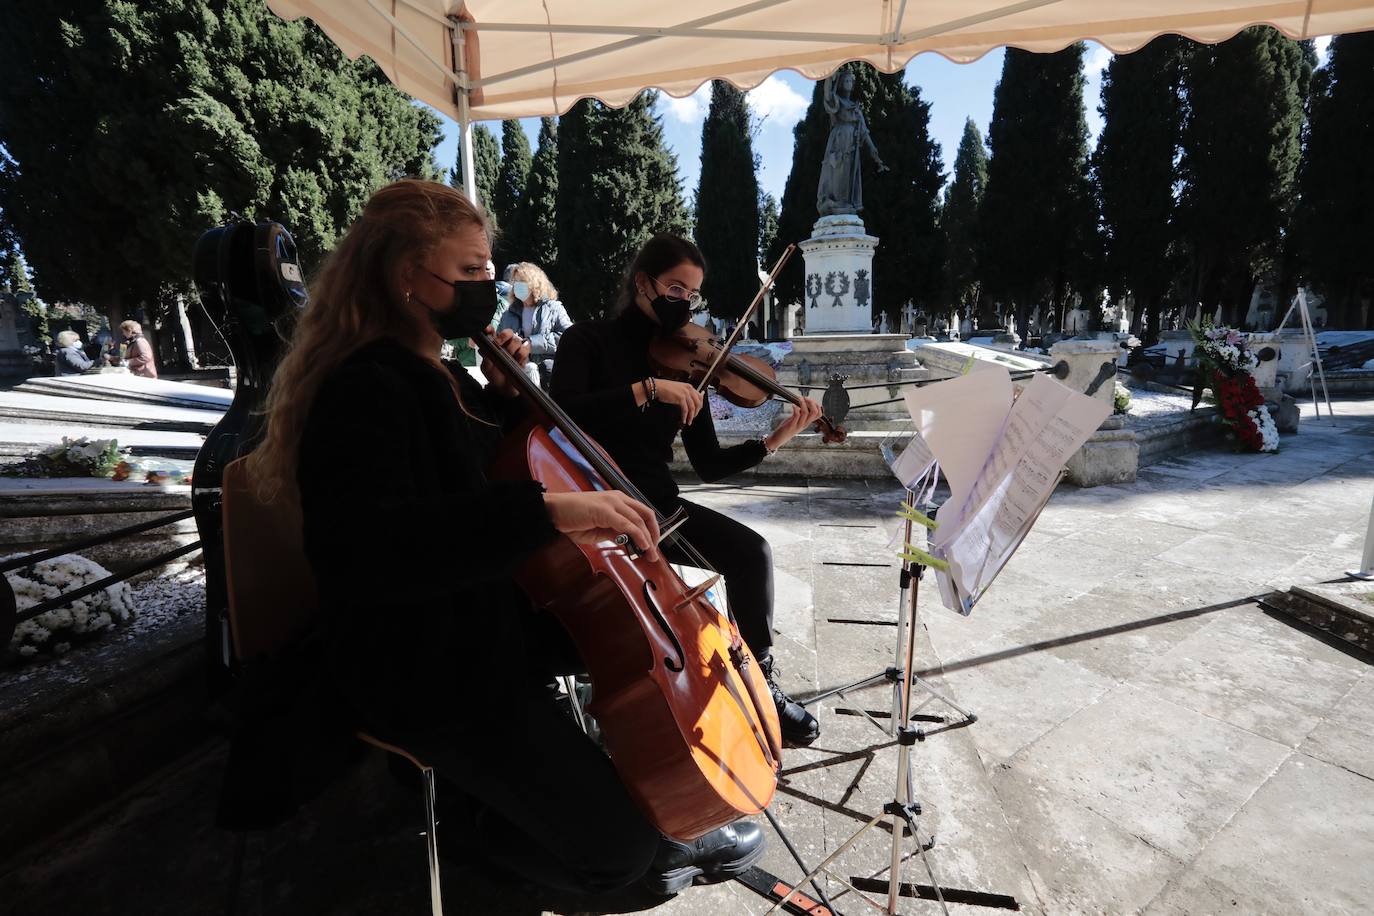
[549,306,767,508]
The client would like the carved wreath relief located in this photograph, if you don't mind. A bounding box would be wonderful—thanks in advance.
[824,271,850,308]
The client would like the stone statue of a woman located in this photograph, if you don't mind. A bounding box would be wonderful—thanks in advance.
[816,70,888,216]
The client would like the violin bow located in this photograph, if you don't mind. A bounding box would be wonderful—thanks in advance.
[692,244,796,395]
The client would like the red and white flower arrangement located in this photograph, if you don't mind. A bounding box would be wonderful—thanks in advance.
[1189,321,1279,453]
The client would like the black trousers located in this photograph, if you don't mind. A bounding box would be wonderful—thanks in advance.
[401,674,660,895]
[664,498,775,658]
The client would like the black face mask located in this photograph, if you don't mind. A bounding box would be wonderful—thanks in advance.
[650,295,691,330]
[424,278,497,339]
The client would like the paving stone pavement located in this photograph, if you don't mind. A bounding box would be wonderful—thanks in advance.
[2,400,1372,915]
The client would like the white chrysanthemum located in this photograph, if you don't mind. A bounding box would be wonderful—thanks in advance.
[1250,405,1280,453]
[4,552,139,658]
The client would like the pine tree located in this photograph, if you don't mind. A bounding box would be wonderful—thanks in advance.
[0,0,441,323]
[520,117,559,270]
[1297,32,1374,328]
[1179,27,1311,326]
[768,64,945,322]
[556,93,688,318]
[758,192,779,265]
[942,118,988,320]
[694,82,760,319]
[979,45,1098,333]
[1094,36,1190,343]
[490,120,532,268]
[452,124,501,214]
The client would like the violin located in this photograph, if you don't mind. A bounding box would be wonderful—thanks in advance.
[648,323,847,443]
[475,331,782,841]
[646,244,847,444]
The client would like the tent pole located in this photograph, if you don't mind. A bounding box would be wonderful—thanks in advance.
[451,20,477,204]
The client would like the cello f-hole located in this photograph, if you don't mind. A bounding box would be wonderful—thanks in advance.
[642,580,686,672]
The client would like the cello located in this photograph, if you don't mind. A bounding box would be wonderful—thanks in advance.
[647,245,847,443]
[474,331,783,841]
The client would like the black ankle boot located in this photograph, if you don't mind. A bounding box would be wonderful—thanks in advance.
[759,654,820,746]
[643,821,766,895]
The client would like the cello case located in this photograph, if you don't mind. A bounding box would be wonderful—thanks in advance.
[191,219,307,689]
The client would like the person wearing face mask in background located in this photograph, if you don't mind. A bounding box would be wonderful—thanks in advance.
[497,262,573,391]
[550,233,826,747]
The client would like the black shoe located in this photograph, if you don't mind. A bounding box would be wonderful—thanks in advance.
[760,654,820,747]
[643,821,766,895]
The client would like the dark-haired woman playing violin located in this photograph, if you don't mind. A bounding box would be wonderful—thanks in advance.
[551,234,824,746]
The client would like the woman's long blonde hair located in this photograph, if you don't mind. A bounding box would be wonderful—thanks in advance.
[248,178,489,501]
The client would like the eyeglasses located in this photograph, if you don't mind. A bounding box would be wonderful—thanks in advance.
[651,275,702,307]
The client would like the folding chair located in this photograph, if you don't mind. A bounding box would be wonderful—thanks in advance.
[220,456,445,916]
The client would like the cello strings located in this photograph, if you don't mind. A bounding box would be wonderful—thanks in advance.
[476,332,726,581]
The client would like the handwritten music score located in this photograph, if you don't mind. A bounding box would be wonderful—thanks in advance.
[891,371,1110,614]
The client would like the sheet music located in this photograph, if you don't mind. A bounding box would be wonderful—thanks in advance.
[896,371,1110,614]
[901,370,1012,536]
[886,434,935,490]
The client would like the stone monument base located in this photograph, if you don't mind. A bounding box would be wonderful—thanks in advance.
[777,332,926,426]
[1065,414,1139,487]
[798,215,878,335]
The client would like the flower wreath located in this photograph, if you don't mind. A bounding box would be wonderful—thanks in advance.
[1188,321,1279,453]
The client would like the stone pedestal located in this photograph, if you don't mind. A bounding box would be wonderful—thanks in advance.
[798,215,878,334]
[1065,414,1139,487]
[1049,339,1121,414]
[777,332,924,425]
[1275,329,1315,395]
[1247,332,1282,390]
[1050,339,1138,486]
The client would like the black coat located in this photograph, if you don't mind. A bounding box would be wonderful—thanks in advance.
[217,337,557,829]
[549,306,767,509]
[297,337,558,737]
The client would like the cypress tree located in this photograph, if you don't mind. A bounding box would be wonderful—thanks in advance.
[766,81,830,309]
[1094,36,1190,343]
[1297,32,1374,328]
[695,81,760,319]
[556,93,688,318]
[0,0,442,321]
[452,124,501,212]
[520,117,559,270]
[979,45,1097,334]
[5,249,32,293]
[758,192,779,265]
[768,64,944,323]
[491,120,532,268]
[855,69,946,324]
[942,118,989,321]
[1179,27,1310,326]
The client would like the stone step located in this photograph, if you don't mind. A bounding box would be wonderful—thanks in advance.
[0,391,221,434]
[16,374,232,412]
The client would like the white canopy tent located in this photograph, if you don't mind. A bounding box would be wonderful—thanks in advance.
[266,0,1374,202]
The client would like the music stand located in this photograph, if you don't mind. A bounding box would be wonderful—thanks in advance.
[799,488,976,742]
[766,501,959,915]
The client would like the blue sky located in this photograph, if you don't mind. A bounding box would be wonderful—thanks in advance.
[432,43,1113,204]
[430,35,1333,205]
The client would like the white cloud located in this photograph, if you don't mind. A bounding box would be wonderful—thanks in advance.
[1315,35,1333,60]
[659,83,710,124]
[1085,43,1113,77]
[747,75,809,128]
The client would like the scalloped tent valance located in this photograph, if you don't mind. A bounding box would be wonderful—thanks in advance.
[265,0,1374,122]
